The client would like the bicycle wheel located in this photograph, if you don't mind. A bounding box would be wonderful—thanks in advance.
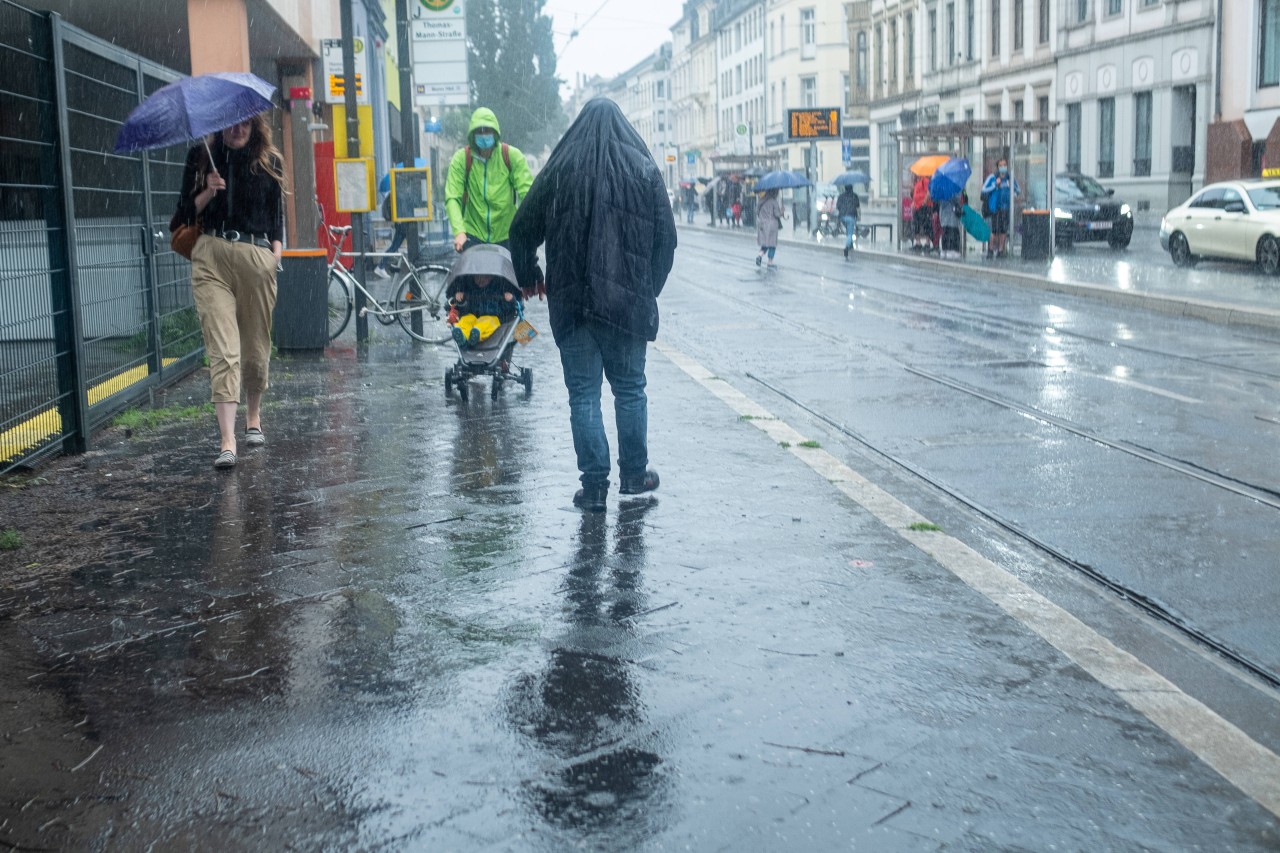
[394,263,452,343]
[327,269,353,341]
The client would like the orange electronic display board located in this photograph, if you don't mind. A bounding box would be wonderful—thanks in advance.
[787,108,842,140]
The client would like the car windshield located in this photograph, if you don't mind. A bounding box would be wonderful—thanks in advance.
[1246,185,1280,210]
[1056,174,1109,200]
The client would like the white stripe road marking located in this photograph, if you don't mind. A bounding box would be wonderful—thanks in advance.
[654,341,1280,819]
[1101,374,1203,404]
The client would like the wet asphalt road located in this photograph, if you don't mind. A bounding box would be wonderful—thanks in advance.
[1,235,1279,850]
[671,225,1280,682]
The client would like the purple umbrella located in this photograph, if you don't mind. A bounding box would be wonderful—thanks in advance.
[928,157,971,202]
[114,72,276,155]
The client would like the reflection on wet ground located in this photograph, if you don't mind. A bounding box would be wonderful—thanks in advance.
[1,319,1278,850]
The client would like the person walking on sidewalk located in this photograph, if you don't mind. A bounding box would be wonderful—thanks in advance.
[754,188,785,269]
[510,97,678,512]
[981,158,1019,258]
[836,185,860,260]
[172,114,284,470]
[445,107,535,254]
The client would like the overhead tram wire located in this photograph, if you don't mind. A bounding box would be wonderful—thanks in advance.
[555,0,617,61]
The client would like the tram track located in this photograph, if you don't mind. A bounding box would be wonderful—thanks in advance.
[691,239,1280,384]
[671,242,1280,691]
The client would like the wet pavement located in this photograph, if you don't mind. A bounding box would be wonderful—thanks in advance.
[2,281,1280,848]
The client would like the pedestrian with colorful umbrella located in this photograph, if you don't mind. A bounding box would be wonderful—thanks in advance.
[118,72,285,469]
[981,157,1020,258]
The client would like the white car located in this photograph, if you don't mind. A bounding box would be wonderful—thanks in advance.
[1159,179,1280,274]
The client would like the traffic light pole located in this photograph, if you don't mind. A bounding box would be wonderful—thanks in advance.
[340,0,368,342]
[396,0,423,335]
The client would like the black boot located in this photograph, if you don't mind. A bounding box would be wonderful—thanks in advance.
[619,468,660,495]
[573,480,608,512]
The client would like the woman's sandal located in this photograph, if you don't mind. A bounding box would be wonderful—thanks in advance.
[213,450,237,469]
[244,427,266,448]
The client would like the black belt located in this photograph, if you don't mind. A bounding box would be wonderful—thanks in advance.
[215,229,272,249]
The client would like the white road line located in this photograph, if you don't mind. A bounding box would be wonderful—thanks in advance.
[655,340,1280,819]
[1101,374,1203,404]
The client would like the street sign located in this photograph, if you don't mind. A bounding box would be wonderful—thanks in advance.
[787,108,841,140]
[411,1,469,106]
[322,38,369,105]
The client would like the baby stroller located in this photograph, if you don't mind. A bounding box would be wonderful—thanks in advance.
[441,244,535,402]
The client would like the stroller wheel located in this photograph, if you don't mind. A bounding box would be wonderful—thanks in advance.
[490,377,501,401]
[444,369,453,396]
[457,378,469,403]
[520,367,533,394]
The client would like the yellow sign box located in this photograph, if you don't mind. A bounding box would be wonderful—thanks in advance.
[332,104,374,159]
[788,108,842,140]
[334,157,375,213]
[390,167,433,222]
[1263,167,1280,178]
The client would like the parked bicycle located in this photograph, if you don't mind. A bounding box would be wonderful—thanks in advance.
[324,225,452,343]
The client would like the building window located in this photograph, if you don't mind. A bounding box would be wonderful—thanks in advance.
[966,0,975,59]
[1014,99,1024,120]
[1076,0,1089,23]
[875,24,883,92]
[1098,97,1115,177]
[947,2,956,65]
[1066,102,1081,172]
[801,8,816,59]
[991,0,1001,57]
[802,75,817,107]
[929,8,938,71]
[906,13,915,77]
[843,72,850,108]
[1263,0,1280,87]
[856,30,869,87]
[890,19,899,83]
[1107,0,1122,14]
[1013,0,1024,49]
[1134,91,1152,175]
[878,120,897,196]
[1039,0,1051,42]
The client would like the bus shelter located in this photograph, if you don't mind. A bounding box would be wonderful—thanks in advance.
[708,153,782,227]
[892,120,1057,259]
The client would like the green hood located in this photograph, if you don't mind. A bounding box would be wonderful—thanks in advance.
[468,108,501,146]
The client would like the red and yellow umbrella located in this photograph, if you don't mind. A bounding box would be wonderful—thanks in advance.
[908,154,951,177]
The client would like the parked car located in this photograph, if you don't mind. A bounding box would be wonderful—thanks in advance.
[1159,180,1280,274]
[1052,173,1134,250]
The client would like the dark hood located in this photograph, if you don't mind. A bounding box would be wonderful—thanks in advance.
[509,98,677,342]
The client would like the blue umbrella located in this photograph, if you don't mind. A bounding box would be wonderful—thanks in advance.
[754,170,811,191]
[833,170,870,186]
[928,157,971,202]
[114,72,276,154]
[378,157,429,194]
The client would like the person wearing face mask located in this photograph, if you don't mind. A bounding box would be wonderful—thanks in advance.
[445,107,535,254]
[981,158,1020,258]
[172,113,285,470]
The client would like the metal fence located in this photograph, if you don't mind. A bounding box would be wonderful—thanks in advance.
[0,0,202,474]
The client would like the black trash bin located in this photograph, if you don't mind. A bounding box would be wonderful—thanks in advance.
[1021,209,1052,261]
[273,248,329,350]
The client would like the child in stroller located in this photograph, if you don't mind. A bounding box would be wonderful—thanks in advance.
[443,244,534,402]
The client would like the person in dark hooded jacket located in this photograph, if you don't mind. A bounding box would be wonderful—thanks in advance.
[510,98,678,512]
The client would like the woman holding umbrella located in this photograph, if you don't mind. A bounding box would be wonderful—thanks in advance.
[755,188,786,269]
[172,113,285,469]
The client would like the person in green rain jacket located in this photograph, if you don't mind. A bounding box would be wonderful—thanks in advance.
[445,107,535,253]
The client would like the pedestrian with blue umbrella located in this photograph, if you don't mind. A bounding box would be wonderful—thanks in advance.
[754,188,787,270]
[119,72,285,469]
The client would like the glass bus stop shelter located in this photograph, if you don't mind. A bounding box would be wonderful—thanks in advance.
[892,120,1057,259]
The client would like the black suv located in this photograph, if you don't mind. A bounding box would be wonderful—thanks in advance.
[1053,173,1134,250]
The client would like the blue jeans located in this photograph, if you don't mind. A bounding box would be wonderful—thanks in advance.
[378,224,407,271]
[841,215,857,248]
[557,320,649,486]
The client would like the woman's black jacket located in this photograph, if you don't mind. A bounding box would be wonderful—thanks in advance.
[173,140,283,244]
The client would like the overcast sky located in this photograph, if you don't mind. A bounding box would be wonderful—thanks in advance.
[545,0,685,91]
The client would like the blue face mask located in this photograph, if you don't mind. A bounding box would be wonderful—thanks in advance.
[999,166,1008,175]
[474,133,495,151]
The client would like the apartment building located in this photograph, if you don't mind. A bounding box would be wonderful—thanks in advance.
[1207,0,1280,181]
[765,0,851,180]
[670,0,721,181]
[1056,0,1214,211]
[712,0,770,161]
